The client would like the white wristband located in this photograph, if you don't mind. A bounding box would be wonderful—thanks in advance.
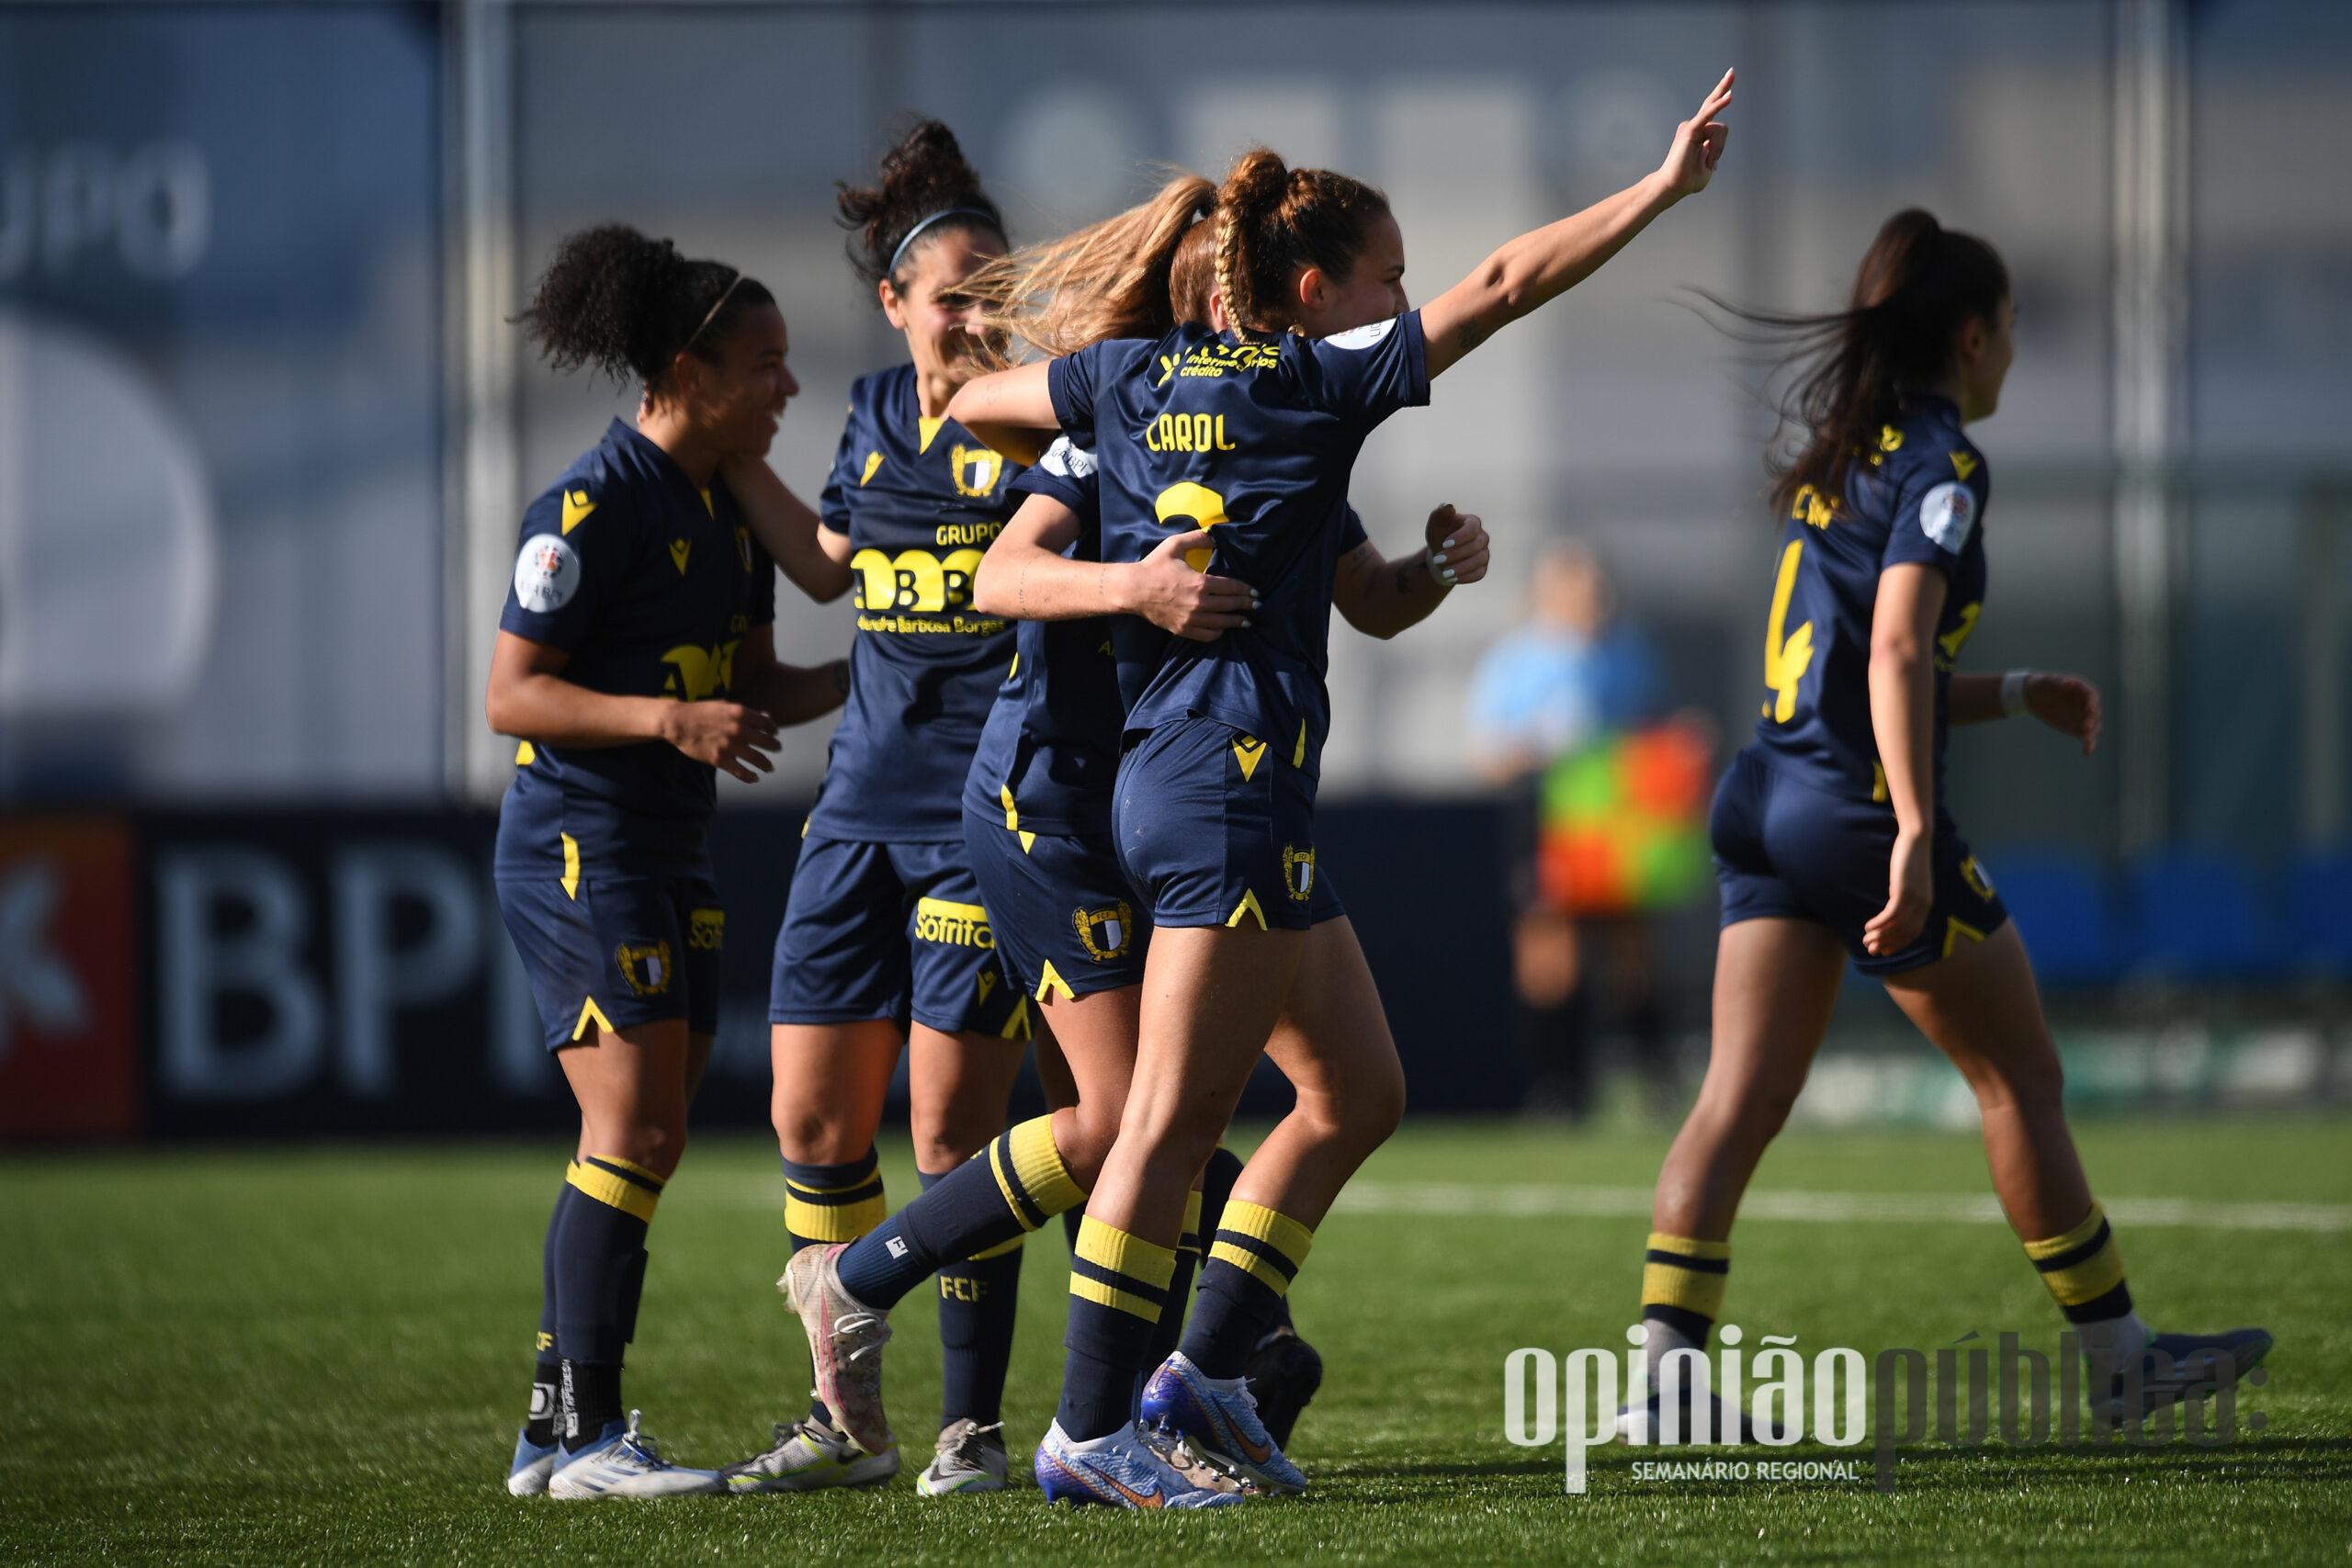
[2000,669,2032,717]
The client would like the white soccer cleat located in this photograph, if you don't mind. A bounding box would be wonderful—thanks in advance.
[916,1417,1011,1496]
[506,1427,560,1496]
[547,1410,725,1499]
[779,1244,894,1459]
[723,1414,900,1493]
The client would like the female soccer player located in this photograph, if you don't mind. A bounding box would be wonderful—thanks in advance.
[1619,209,2270,1439]
[489,223,845,1499]
[777,195,1487,1507]
[715,120,1039,1498]
[820,72,1733,1506]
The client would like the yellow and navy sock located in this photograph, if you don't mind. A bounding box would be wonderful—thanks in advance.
[1179,1200,1314,1380]
[1058,1217,1177,1442]
[1640,1232,1731,1378]
[553,1155,663,1450]
[1198,1145,1293,1336]
[523,1179,574,1448]
[781,1148,888,1254]
[2024,1201,2138,1327]
[923,1167,1028,1429]
[835,1117,1084,1309]
[1144,1189,1208,1371]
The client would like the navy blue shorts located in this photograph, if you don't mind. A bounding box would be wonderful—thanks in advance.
[1711,747,2008,976]
[1113,716,1340,933]
[495,871,724,1052]
[769,834,1028,1038]
[965,807,1149,1002]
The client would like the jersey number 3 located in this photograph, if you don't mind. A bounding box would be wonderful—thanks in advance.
[1764,539,1814,723]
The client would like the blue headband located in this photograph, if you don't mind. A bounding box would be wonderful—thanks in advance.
[888,208,1000,276]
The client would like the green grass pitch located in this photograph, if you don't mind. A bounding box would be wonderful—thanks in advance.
[6,1117,2349,1564]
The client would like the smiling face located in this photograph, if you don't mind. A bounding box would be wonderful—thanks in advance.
[881,223,1008,391]
[1291,209,1408,339]
[675,301,797,458]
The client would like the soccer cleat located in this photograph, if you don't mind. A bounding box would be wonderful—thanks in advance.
[1614,1382,1783,1446]
[1033,1419,1245,1509]
[2099,1327,2274,1422]
[506,1427,560,1496]
[1140,1351,1307,1495]
[1243,1325,1323,1450]
[722,1415,899,1493]
[915,1417,1010,1496]
[780,1243,893,1459]
[547,1410,725,1499]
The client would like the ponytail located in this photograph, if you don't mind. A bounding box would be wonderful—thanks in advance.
[836,118,1005,296]
[964,172,1217,358]
[1212,148,1389,335]
[1706,209,2009,516]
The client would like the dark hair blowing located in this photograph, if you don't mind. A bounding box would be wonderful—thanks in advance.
[836,118,1005,296]
[518,223,775,389]
[1713,209,2009,516]
[1213,148,1390,335]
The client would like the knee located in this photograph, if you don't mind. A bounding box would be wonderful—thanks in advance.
[1973,1052,2065,1116]
[1057,1100,1125,1192]
[1691,1075,1799,1153]
[772,1090,867,1167]
[1296,1062,1407,1156]
[602,1112,687,1180]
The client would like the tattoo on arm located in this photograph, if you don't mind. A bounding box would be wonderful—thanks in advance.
[1394,559,1419,595]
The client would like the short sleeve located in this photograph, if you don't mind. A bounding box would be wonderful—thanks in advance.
[1010,435,1098,517]
[1302,310,1430,432]
[1882,446,1989,575]
[817,405,865,536]
[1046,346,1103,444]
[499,479,632,652]
[1338,504,1368,554]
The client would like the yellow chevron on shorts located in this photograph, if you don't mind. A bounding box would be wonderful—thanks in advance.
[1293,719,1307,767]
[1942,916,1987,957]
[560,832,581,900]
[1001,784,1020,832]
[1232,736,1268,780]
[1000,995,1034,1041]
[571,995,612,1041]
[1227,888,1268,929]
[515,741,536,766]
[1035,960,1075,1001]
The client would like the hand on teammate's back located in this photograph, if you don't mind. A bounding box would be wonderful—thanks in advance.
[662,701,781,782]
[1120,531,1260,641]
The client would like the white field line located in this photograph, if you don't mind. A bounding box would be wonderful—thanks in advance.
[718,1179,2352,1234]
[1326,1182,2352,1234]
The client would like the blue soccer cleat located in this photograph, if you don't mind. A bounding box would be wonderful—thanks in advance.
[547,1410,725,1499]
[1141,1351,1307,1495]
[1033,1419,1244,1509]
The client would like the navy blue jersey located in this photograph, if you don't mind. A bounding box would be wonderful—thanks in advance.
[1747,394,1990,806]
[495,418,776,878]
[964,437,1371,838]
[806,363,1025,840]
[1047,313,1428,773]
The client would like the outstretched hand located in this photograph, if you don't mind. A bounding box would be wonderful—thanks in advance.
[1656,69,1735,199]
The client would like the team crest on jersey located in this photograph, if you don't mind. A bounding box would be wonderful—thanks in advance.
[949,443,1003,499]
[616,941,674,998]
[1073,901,1135,963]
[1282,845,1317,903]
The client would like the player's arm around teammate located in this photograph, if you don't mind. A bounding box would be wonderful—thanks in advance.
[486,224,823,1499]
[1627,209,2266,1443]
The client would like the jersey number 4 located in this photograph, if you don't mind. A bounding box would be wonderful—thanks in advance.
[1763,539,1814,723]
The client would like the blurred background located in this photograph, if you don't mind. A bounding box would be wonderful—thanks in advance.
[2,0,2346,1140]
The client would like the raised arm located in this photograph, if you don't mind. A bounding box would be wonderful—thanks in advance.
[1419,69,1733,379]
[1333,503,1489,639]
[944,362,1058,466]
[722,455,854,602]
[971,491,1256,643]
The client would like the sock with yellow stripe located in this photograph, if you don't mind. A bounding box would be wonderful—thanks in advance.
[781,1150,888,1427]
[835,1117,1084,1309]
[522,1179,574,1448]
[1144,1189,1208,1371]
[1194,1145,1293,1337]
[1639,1232,1730,1387]
[554,1155,664,1450]
[2023,1201,2149,1374]
[1179,1200,1314,1380]
[922,1165,1027,1428]
[1059,1217,1178,1442]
